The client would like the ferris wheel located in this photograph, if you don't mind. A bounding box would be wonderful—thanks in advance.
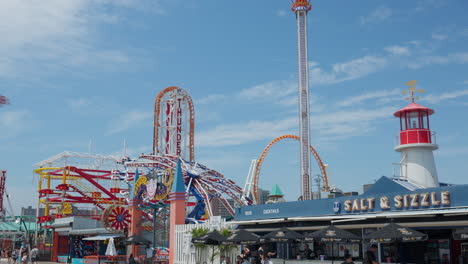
[124,154,247,220]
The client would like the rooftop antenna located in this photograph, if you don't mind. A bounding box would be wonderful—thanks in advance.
[402,80,425,102]
[88,138,93,154]
[123,138,127,157]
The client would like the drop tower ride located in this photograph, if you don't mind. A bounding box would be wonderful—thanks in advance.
[292,0,312,200]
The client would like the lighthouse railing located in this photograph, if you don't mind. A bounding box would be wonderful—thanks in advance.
[395,129,437,146]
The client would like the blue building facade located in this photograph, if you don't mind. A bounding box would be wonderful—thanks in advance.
[234,177,468,263]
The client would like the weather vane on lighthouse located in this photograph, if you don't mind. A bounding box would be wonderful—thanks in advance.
[402,80,425,102]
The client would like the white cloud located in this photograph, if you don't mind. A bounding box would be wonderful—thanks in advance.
[311,107,396,139]
[196,94,227,105]
[69,98,92,109]
[310,56,387,85]
[360,6,393,25]
[337,89,400,107]
[197,106,397,147]
[384,45,411,56]
[277,10,287,17]
[240,80,325,111]
[0,110,31,138]
[197,117,297,147]
[431,33,448,41]
[107,110,152,134]
[464,80,468,84]
[423,89,468,104]
[0,0,164,77]
[240,80,296,100]
[406,52,468,69]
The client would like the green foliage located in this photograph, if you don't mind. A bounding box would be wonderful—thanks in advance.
[190,227,209,249]
[190,227,238,264]
[219,228,237,257]
[191,227,210,264]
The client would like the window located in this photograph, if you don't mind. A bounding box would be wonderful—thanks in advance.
[420,112,427,129]
[408,112,419,129]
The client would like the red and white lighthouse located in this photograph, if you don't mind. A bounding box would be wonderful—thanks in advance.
[394,82,439,188]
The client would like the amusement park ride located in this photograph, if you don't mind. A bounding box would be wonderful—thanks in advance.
[0,95,9,106]
[33,0,329,233]
[33,84,329,232]
[34,87,252,234]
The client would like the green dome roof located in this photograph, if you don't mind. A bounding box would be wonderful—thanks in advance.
[269,184,284,197]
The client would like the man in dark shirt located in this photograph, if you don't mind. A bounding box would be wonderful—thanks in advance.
[342,253,355,264]
[303,244,313,259]
[363,245,379,264]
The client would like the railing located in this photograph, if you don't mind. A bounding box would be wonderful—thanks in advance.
[83,255,128,264]
[395,130,437,146]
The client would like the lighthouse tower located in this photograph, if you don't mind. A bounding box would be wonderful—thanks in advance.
[394,81,439,188]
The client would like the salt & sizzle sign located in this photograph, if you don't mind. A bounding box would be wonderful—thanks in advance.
[339,191,451,213]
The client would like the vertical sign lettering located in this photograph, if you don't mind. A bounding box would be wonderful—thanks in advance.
[176,98,182,156]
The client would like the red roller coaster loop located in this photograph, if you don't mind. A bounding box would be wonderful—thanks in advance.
[253,135,329,203]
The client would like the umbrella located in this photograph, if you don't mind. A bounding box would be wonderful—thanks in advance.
[192,230,227,245]
[192,231,227,264]
[222,229,259,245]
[125,235,151,245]
[453,228,468,240]
[105,238,117,256]
[305,225,360,242]
[261,227,303,242]
[364,223,427,243]
[262,228,303,264]
[305,226,361,264]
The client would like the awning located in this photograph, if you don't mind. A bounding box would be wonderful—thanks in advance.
[232,207,468,225]
[70,228,109,235]
[83,234,123,241]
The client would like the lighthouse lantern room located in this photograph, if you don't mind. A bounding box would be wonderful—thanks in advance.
[394,81,439,188]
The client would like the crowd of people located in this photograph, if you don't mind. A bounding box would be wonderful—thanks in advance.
[228,244,277,264]
[2,245,39,264]
[217,243,381,264]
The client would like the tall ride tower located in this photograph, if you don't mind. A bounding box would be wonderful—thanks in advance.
[292,0,312,200]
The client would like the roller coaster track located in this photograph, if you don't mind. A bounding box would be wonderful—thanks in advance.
[153,86,195,161]
[68,184,105,210]
[252,135,329,203]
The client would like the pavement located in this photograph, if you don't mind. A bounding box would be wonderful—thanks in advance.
[0,258,59,264]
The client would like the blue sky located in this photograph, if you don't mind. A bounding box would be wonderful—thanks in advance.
[1,0,468,209]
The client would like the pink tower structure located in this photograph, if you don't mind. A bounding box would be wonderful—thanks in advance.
[169,159,186,264]
[291,0,313,200]
[129,169,143,255]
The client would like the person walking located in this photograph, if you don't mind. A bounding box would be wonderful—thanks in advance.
[21,253,28,264]
[11,249,18,264]
[363,245,379,264]
[7,249,12,264]
[128,254,138,264]
[31,246,39,264]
